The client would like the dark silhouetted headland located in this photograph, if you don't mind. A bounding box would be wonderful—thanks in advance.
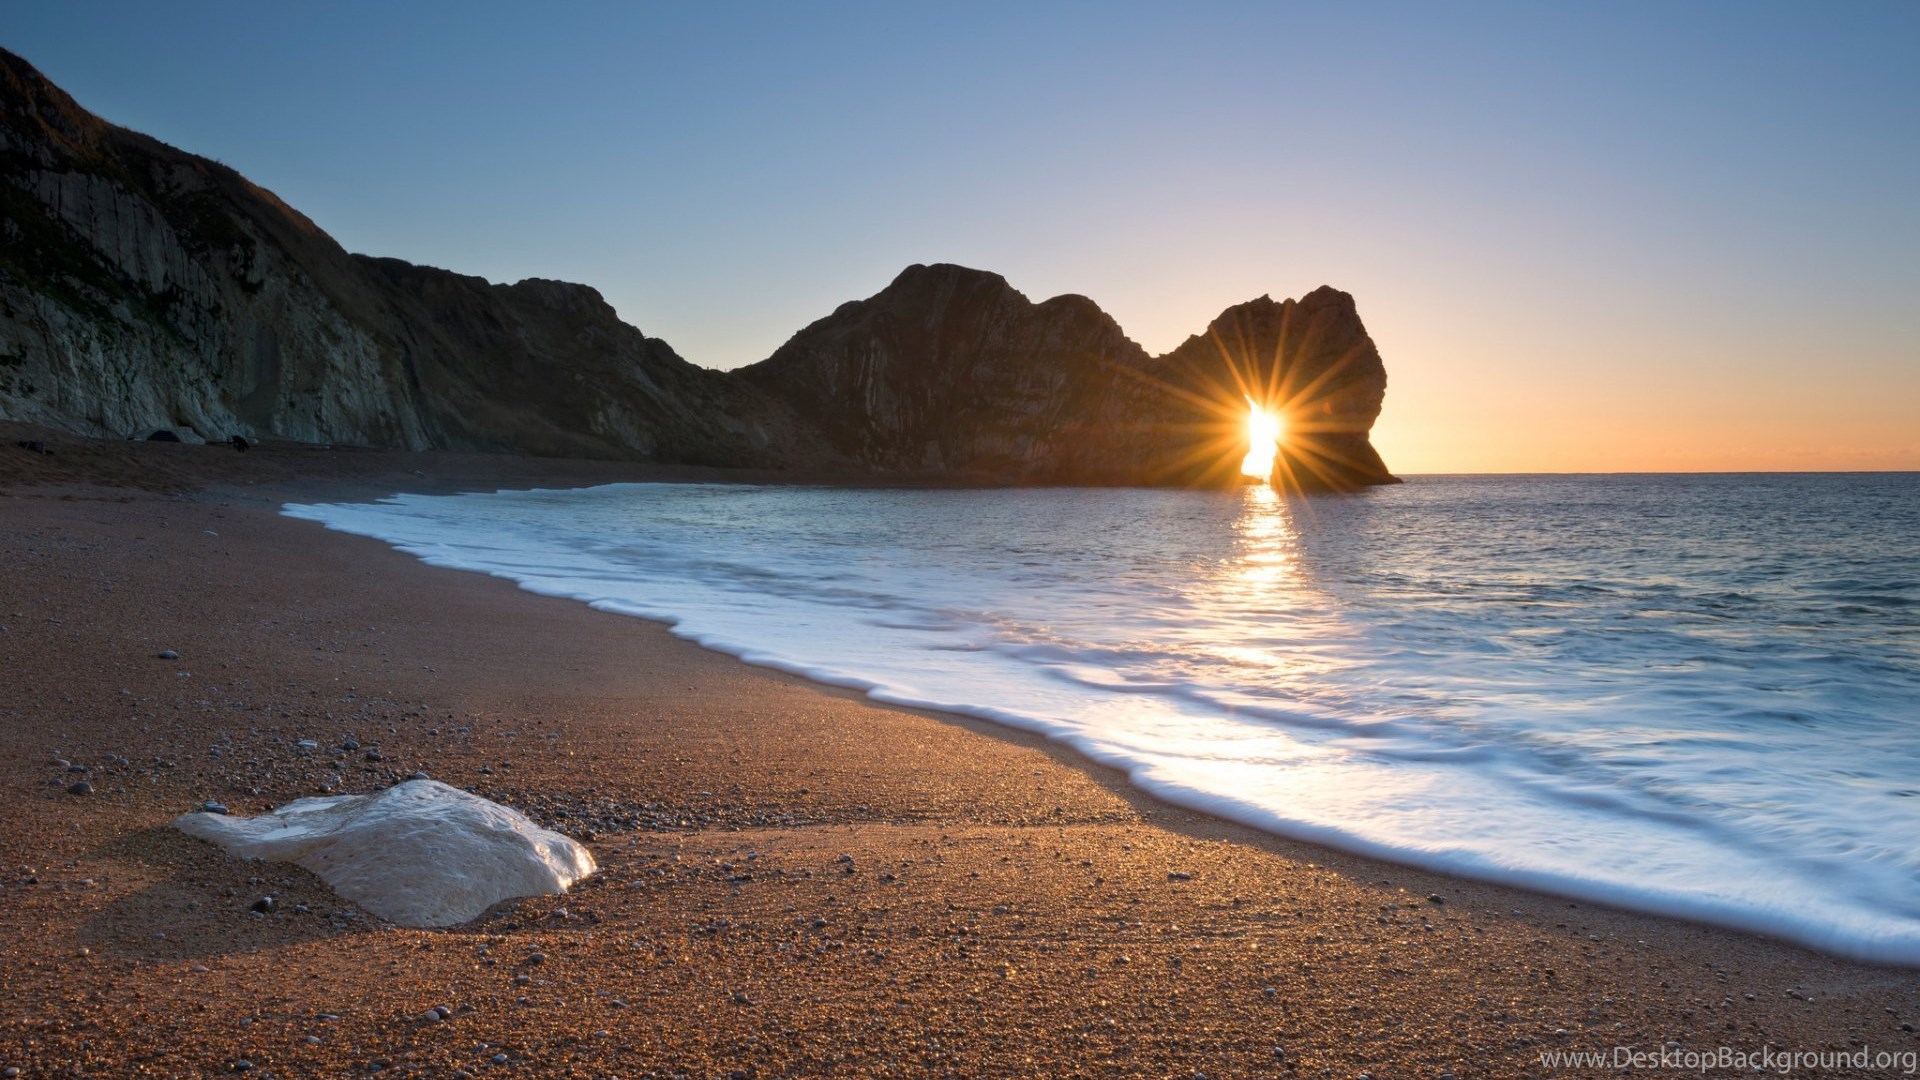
[0,48,1393,490]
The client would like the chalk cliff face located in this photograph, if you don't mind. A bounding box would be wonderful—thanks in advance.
[0,48,1393,488]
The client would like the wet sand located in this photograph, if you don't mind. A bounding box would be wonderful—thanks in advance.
[2,428,1916,1077]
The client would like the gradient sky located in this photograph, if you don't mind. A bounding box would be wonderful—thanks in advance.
[8,1,1917,471]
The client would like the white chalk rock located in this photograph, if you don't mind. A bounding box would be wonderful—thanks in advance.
[174,779,596,927]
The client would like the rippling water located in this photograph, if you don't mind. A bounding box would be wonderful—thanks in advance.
[286,474,1920,963]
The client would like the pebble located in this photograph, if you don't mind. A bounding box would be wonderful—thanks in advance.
[305,1035,322,1045]
[491,1052,509,1065]
[157,649,180,660]
[1428,894,1446,904]
[411,771,430,781]
[1167,871,1193,881]
[4,1068,17,1078]
[234,1060,252,1072]
[202,800,229,815]
[252,896,276,914]
[295,739,319,750]
[51,757,70,769]
[342,738,360,751]
[68,780,93,796]
[527,952,547,964]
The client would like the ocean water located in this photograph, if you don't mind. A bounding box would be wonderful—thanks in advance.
[285,474,1920,964]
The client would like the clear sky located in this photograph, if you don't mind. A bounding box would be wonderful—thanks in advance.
[7,1,1917,472]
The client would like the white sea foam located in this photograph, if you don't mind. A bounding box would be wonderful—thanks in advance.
[285,475,1920,964]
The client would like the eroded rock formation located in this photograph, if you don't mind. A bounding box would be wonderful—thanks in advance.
[0,48,789,465]
[1148,288,1395,490]
[738,263,1166,483]
[1,48,1393,489]
[740,265,1395,489]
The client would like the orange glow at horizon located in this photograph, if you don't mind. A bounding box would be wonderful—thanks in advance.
[1240,397,1283,480]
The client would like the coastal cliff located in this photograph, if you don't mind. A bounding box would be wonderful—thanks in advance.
[0,48,1393,488]
[1150,288,1395,490]
[740,264,1394,489]
[737,263,1166,483]
[0,48,789,465]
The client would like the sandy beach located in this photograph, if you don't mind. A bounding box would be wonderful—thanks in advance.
[2,429,1915,1078]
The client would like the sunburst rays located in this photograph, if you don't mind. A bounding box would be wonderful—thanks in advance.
[1105,306,1380,493]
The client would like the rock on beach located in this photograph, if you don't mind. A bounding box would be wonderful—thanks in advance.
[173,779,596,927]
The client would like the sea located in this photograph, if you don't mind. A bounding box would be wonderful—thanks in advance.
[285,473,1920,964]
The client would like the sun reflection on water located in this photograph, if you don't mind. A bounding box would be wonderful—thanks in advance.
[1231,484,1297,589]
[1193,485,1337,676]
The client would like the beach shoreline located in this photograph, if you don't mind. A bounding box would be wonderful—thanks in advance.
[3,431,1916,1077]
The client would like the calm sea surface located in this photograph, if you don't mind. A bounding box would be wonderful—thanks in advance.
[287,474,1920,963]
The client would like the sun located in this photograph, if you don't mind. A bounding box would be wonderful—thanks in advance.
[1240,397,1284,480]
[1102,313,1371,492]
